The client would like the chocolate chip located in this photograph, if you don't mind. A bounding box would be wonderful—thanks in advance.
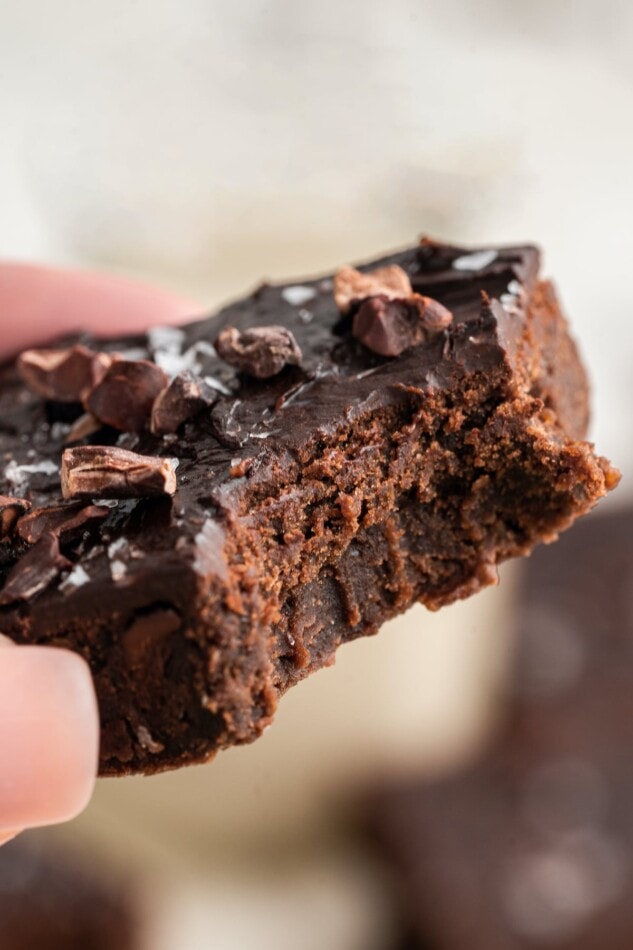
[17,502,109,545]
[86,359,169,432]
[0,533,71,605]
[150,372,216,435]
[0,495,31,539]
[61,446,178,500]
[214,326,302,379]
[333,265,412,314]
[17,345,112,403]
[352,294,453,357]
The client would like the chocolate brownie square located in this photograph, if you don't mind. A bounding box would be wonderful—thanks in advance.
[0,238,617,774]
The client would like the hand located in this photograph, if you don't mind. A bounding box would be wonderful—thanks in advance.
[0,262,198,844]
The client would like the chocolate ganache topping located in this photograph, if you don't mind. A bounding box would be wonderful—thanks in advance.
[1,237,539,515]
[0,237,538,611]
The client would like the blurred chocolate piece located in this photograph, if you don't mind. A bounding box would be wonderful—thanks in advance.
[17,345,112,402]
[64,411,103,444]
[417,296,454,331]
[215,325,302,378]
[334,264,412,314]
[17,501,108,544]
[0,495,31,538]
[150,371,214,435]
[366,507,633,950]
[86,359,168,432]
[0,837,138,950]
[61,446,177,500]
[0,533,71,605]
[510,506,633,705]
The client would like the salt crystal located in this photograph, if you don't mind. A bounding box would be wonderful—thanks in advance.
[110,559,127,581]
[108,537,128,558]
[281,285,316,307]
[453,249,498,271]
[3,459,59,492]
[60,564,91,593]
[203,375,232,396]
[111,347,148,361]
[147,326,185,354]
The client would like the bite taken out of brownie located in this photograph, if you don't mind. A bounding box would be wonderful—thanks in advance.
[0,238,619,776]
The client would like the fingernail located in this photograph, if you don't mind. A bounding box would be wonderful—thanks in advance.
[0,646,99,831]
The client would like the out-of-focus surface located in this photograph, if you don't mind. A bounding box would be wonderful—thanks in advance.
[0,2,630,947]
[0,834,138,950]
[365,505,633,949]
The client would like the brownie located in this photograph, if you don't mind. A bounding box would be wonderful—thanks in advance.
[0,238,618,775]
[367,507,633,950]
[0,836,137,950]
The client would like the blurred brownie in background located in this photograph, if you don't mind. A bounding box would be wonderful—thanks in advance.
[366,506,633,949]
[0,836,138,950]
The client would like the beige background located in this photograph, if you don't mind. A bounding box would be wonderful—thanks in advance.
[1,1,631,947]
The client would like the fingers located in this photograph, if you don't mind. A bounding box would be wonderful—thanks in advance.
[0,830,20,846]
[0,639,99,842]
[0,642,18,845]
[0,262,202,361]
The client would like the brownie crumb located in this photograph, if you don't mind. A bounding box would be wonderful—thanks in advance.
[17,345,112,403]
[0,533,71,605]
[61,446,177,500]
[230,457,253,478]
[86,359,168,432]
[0,495,31,539]
[214,325,302,378]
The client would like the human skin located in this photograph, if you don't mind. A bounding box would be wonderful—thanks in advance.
[0,263,197,844]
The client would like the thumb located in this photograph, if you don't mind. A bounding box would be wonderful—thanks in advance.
[0,262,201,361]
[0,636,99,845]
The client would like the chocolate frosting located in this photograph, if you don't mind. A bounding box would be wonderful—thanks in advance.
[0,239,538,616]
